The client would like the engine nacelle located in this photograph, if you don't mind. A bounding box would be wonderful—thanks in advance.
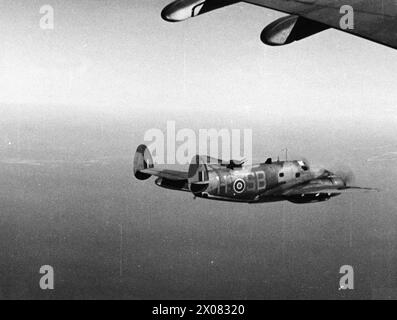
[286,193,339,204]
[161,0,237,22]
[155,177,189,191]
[260,15,329,46]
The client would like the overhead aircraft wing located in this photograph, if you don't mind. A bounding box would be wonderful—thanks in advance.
[162,0,397,49]
[245,0,397,49]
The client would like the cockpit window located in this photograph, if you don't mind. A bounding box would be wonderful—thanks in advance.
[298,160,309,171]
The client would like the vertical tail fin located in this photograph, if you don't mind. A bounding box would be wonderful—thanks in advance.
[133,144,154,180]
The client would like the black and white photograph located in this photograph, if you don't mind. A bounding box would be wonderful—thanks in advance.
[0,0,396,306]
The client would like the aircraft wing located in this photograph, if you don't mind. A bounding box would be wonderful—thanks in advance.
[139,168,188,181]
[281,183,378,196]
[201,155,246,168]
[162,0,397,49]
[245,0,397,49]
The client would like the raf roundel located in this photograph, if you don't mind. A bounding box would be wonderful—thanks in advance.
[233,179,246,194]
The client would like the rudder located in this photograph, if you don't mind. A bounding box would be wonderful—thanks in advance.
[134,144,154,180]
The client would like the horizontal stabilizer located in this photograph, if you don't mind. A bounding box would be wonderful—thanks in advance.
[140,168,188,181]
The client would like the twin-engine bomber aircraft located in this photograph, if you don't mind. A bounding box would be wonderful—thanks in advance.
[134,144,376,204]
[161,0,397,49]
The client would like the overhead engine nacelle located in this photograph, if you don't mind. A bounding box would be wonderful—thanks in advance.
[161,0,237,22]
[260,15,329,46]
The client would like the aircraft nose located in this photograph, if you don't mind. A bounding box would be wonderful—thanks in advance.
[313,168,330,178]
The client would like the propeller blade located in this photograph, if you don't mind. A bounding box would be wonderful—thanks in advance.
[335,168,355,185]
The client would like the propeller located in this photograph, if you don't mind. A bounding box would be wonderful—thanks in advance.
[335,168,355,186]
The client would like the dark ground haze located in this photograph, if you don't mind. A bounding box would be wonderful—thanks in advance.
[0,105,396,300]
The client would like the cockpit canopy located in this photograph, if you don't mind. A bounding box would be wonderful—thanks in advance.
[297,160,309,171]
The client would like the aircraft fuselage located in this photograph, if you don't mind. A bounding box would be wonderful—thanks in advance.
[155,159,344,203]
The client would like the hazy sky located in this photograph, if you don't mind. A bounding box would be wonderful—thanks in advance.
[0,0,396,119]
